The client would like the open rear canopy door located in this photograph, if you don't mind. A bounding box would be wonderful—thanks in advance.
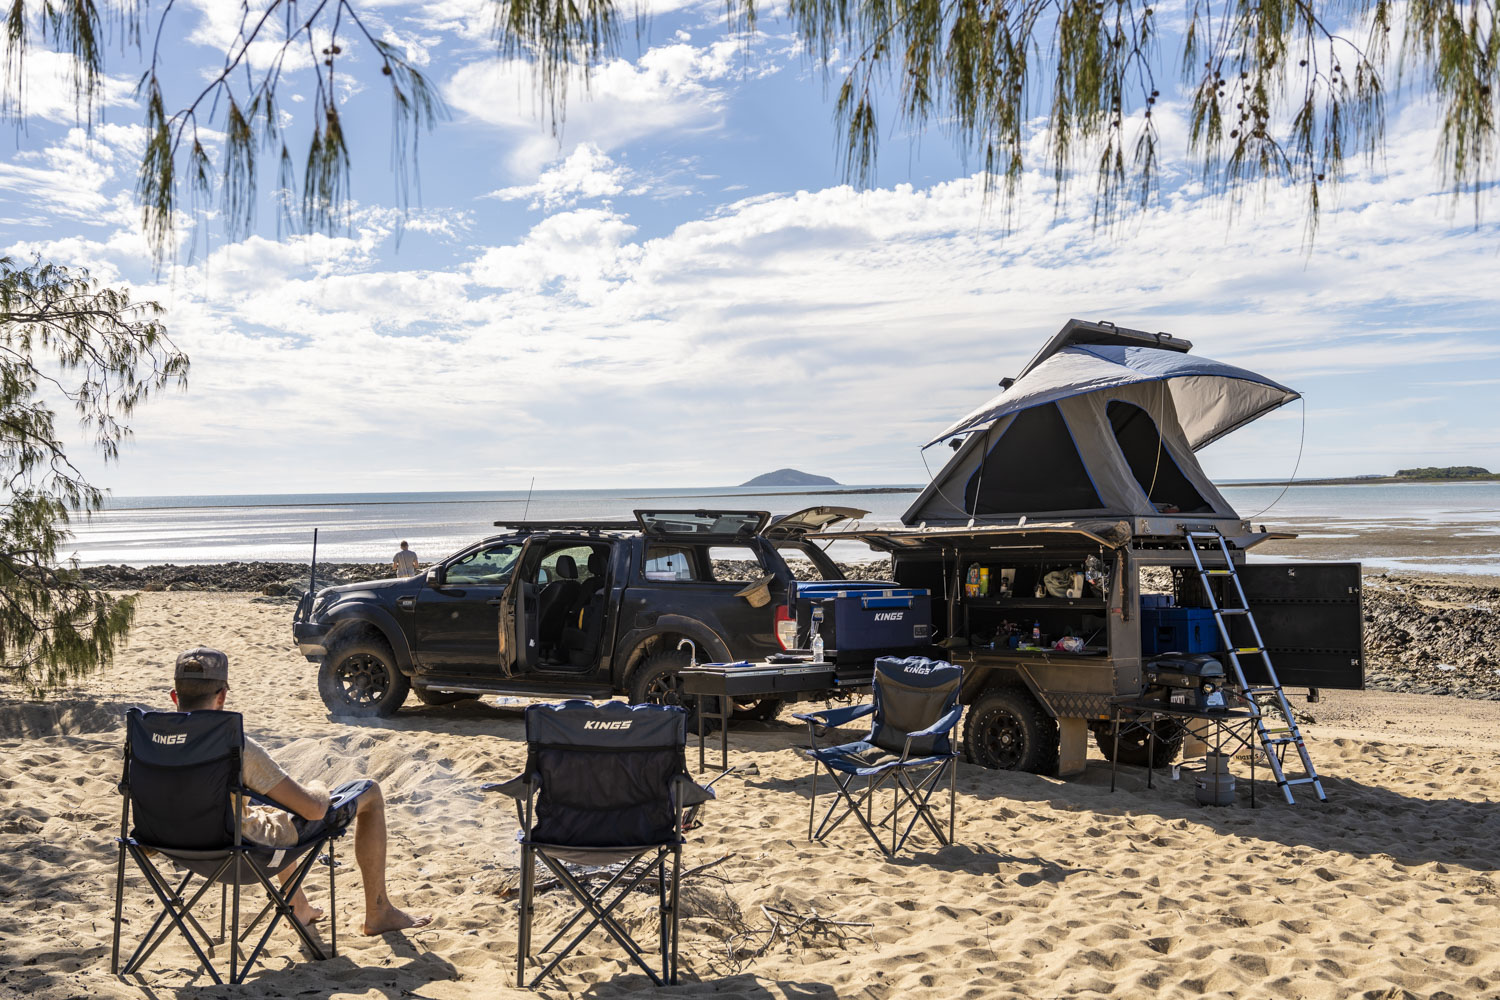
[1228,563,1364,690]
[762,507,869,541]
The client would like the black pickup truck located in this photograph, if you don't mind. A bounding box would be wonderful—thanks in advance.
[292,508,892,718]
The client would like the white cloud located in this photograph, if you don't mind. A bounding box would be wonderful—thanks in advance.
[0,124,143,228]
[2,49,137,124]
[442,40,754,174]
[483,143,638,209]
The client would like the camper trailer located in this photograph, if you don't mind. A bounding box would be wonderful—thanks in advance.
[815,319,1365,776]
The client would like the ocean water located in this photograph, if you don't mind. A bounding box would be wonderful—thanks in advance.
[59,481,1500,570]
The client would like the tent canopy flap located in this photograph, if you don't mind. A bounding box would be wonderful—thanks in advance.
[929,344,1298,452]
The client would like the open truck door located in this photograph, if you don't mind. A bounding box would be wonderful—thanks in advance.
[1228,562,1365,690]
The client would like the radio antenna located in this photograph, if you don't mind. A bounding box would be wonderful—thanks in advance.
[308,528,319,594]
[522,477,536,520]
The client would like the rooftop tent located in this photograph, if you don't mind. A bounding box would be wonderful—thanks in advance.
[904,320,1299,526]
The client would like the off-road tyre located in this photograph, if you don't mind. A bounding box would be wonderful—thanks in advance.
[412,686,477,707]
[963,686,1059,774]
[731,697,784,723]
[318,640,410,718]
[629,649,720,733]
[1092,718,1185,768]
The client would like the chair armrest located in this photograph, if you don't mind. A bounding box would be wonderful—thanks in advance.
[905,704,964,741]
[901,704,964,762]
[792,703,874,729]
[480,773,537,801]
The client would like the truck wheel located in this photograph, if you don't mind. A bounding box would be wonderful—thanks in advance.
[732,697,783,722]
[318,641,410,718]
[412,686,476,707]
[963,687,1058,774]
[1092,719,1185,768]
[629,650,720,733]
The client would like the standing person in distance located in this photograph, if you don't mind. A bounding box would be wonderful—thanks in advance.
[392,541,419,577]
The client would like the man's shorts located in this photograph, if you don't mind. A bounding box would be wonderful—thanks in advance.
[291,778,375,843]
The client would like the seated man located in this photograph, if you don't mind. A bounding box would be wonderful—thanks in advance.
[170,647,431,936]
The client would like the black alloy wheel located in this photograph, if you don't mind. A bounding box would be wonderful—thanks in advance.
[629,649,720,732]
[318,640,410,718]
[962,686,1059,774]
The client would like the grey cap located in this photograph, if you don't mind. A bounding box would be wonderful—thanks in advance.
[175,647,229,682]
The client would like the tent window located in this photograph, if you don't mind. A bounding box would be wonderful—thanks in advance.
[1107,401,1213,514]
[964,404,1104,515]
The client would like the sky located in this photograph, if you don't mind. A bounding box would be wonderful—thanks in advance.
[2,0,1498,497]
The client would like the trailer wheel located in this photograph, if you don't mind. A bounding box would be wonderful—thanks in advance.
[963,687,1058,774]
[629,649,721,733]
[1092,718,1185,768]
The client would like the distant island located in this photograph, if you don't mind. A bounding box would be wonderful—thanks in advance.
[1394,466,1494,480]
[739,469,841,487]
[1227,466,1499,487]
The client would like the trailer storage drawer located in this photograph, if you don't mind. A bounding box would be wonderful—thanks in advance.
[1142,607,1222,655]
[793,583,933,659]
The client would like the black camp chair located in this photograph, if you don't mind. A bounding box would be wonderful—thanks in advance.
[111,708,359,985]
[794,656,963,856]
[492,701,714,988]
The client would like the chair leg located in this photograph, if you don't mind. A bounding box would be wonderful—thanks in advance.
[237,847,330,983]
[111,842,127,975]
[328,840,338,959]
[670,846,682,986]
[125,866,222,976]
[230,854,241,985]
[123,849,224,985]
[807,760,817,841]
[949,756,958,844]
[219,882,227,944]
[517,845,534,988]
[657,849,669,985]
[530,852,662,988]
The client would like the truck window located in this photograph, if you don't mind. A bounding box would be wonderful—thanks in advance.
[778,546,844,581]
[708,546,768,582]
[446,543,520,585]
[644,545,698,581]
[538,545,595,583]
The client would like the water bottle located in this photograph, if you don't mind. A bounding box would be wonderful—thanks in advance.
[1031,620,1041,646]
[810,604,825,663]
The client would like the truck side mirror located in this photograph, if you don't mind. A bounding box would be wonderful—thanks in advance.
[426,566,446,587]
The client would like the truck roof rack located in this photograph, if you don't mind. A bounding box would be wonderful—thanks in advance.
[492,520,639,533]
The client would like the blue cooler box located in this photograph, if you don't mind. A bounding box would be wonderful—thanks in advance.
[793,583,933,659]
[1141,606,1222,655]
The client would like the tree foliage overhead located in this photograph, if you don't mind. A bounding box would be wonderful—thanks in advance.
[1,0,1496,252]
[0,257,188,692]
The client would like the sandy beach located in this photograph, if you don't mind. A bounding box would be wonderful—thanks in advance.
[1,589,1498,1000]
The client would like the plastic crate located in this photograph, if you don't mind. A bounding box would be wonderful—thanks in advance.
[1141,606,1221,655]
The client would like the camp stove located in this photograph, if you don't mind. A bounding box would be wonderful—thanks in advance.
[1142,654,1228,713]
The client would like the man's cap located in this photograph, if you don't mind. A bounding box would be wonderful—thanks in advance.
[175,647,229,682]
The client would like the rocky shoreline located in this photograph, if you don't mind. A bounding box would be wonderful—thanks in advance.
[78,561,1500,701]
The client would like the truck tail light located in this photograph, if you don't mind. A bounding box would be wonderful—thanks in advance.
[775,605,797,651]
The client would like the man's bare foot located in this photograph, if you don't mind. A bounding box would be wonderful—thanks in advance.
[361,906,432,936]
[292,900,324,927]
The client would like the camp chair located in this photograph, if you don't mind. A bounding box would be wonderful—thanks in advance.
[110,708,358,985]
[492,700,714,988]
[794,656,963,856]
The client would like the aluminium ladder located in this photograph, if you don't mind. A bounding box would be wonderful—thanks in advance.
[1185,530,1327,804]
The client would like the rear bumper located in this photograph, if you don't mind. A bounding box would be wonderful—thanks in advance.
[293,621,331,660]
